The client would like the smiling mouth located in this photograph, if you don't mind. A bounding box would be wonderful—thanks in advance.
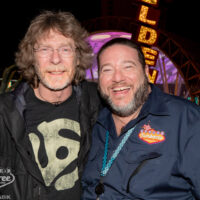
[48,71,65,75]
[112,86,130,92]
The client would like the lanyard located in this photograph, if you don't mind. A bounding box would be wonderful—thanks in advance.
[101,125,136,177]
[95,126,136,199]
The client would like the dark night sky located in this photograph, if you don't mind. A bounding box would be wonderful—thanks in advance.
[162,0,200,42]
[1,0,199,76]
[1,0,102,74]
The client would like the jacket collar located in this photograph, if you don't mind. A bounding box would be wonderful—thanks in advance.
[8,82,45,185]
[11,81,29,117]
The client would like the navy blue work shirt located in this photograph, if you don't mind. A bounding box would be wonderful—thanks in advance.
[81,85,200,200]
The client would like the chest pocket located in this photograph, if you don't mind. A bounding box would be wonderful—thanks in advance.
[122,152,179,198]
[122,152,162,194]
[126,152,161,193]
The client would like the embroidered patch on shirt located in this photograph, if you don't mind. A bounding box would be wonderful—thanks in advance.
[138,124,165,144]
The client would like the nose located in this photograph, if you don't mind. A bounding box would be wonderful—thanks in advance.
[112,68,125,83]
[50,49,61,64]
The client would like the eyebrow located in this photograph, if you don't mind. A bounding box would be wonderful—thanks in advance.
[100,60,137,68]
[122,60,137,66]
[100,63,111,68]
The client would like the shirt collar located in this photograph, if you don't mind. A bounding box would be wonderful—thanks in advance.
[97,107,116,131]
[145,84,170,116]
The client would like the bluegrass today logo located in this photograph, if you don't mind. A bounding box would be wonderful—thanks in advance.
[0,168,15,188]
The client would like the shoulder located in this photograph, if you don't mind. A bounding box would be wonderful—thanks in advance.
[76,80,103,119]
[152,85,200,113]
[160,92,200,124]
[0,92,18,119]
[0,92,10,107]
[165,92,199,112]
[80,80,98,93]
[0,82,29,114]
[0,91,13,108]
[76,80,99,100]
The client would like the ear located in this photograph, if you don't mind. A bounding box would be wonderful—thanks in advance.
[144,65,150,81]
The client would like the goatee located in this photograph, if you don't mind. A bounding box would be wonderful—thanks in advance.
[99,75,150,117]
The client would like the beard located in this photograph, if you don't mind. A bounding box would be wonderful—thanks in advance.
[39,76,72,91]
[35,64,75,91]
[40,80,71,91]
[99,75,150,117]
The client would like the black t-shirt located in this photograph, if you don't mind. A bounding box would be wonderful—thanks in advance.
[24,87,81,200]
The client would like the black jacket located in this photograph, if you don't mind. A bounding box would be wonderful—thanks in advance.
[0,81,102,200]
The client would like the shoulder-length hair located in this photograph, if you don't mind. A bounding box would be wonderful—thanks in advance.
[15,10,93,87]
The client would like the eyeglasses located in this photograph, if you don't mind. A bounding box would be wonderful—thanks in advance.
[34,46,76,58]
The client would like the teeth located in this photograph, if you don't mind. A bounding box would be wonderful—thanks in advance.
[113,86,130,91]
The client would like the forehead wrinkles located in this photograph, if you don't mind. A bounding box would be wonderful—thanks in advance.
[100,52,138,70]
[101,44,139,59]
[35,29,74,45]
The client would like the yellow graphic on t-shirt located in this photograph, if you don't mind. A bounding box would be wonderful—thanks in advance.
[29,118,80,190]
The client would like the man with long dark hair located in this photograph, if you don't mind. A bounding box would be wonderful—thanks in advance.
[82,38,200,200]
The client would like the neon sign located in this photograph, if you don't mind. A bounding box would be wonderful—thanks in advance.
[135,0,160,83]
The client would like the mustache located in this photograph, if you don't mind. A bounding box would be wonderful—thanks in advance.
[46,65,68,72]
[110,82,131,90]
[99,80,128,87]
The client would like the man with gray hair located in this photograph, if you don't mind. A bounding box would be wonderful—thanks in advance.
[0,10,101,200]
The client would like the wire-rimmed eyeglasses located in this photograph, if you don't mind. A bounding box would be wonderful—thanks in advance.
[33,46,76,58]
